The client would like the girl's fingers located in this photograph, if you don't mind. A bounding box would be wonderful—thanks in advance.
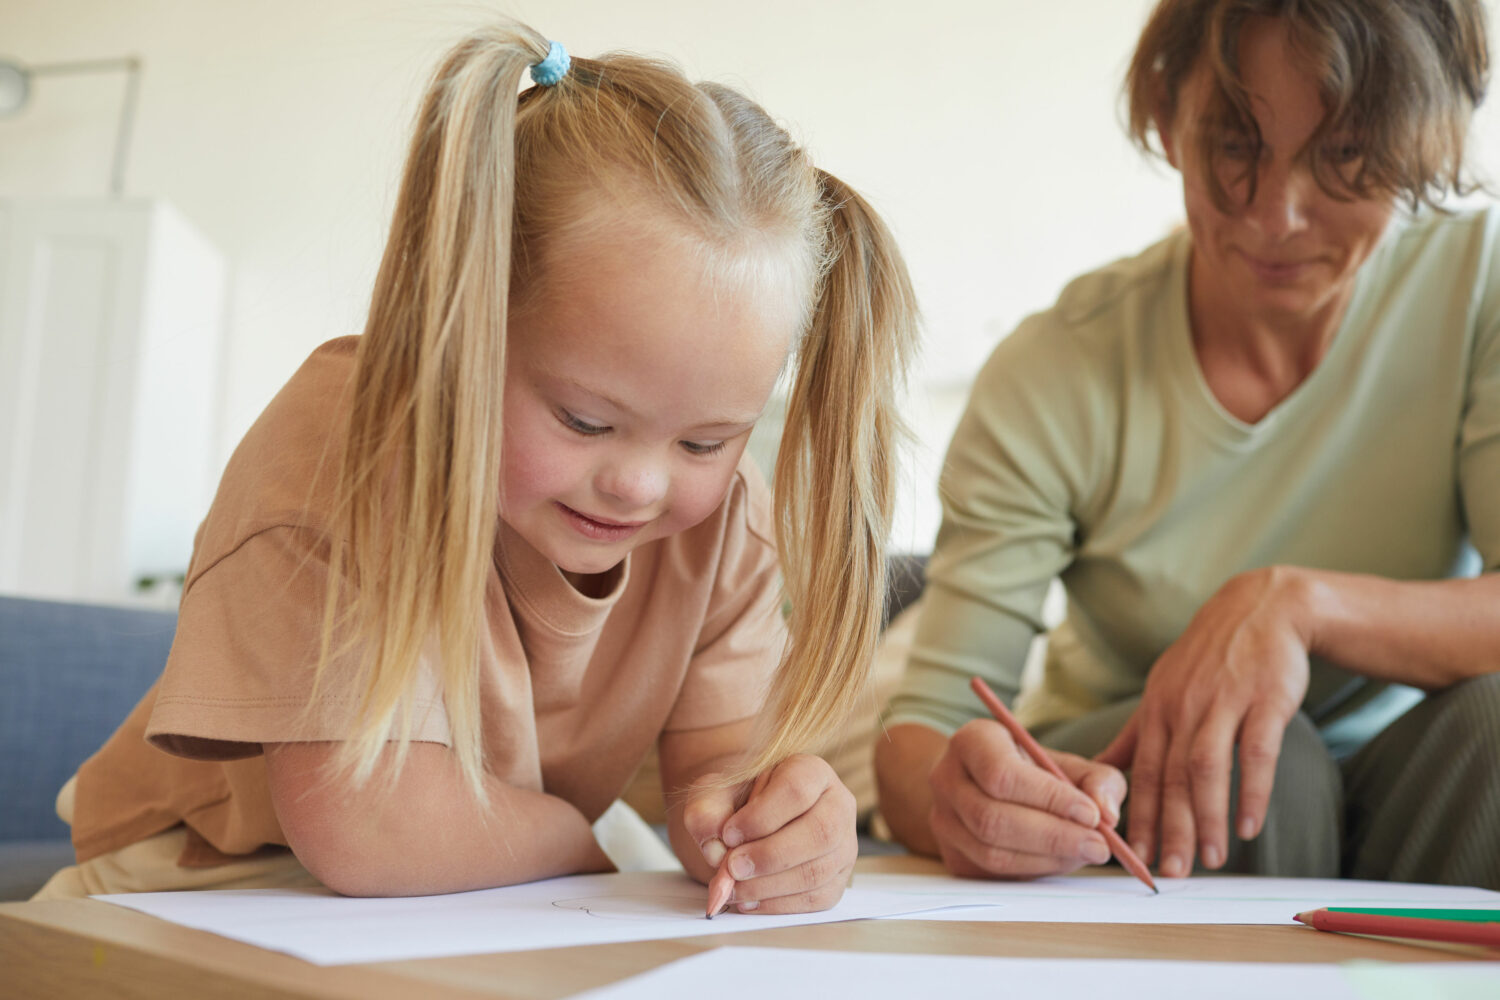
[724,809,854,905]
[718,773,857,914]
[721,755,834,848]
[722,780,854,877]
[680,774,743,868]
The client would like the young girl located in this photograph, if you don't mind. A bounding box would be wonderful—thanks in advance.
[34,22,917,912]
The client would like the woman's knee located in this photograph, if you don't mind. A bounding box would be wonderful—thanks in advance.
[1418,673,1500,756]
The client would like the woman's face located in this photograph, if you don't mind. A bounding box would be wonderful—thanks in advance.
[1161,17,1396,327]
[501,219,797,583]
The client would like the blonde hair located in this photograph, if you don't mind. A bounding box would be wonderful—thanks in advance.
[1125,0,1490,210]
[318,22,919,796]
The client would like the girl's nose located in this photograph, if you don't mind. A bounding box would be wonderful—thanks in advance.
[595,453,668,511]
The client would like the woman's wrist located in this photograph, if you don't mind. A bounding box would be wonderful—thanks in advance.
[1268,563,1325,651]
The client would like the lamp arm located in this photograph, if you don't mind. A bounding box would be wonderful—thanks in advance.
[26,56,142,197]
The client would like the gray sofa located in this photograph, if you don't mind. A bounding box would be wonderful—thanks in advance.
[0,595,176,900]
[0,554,926,901]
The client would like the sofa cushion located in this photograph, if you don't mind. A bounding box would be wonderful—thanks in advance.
[0,595,175,842]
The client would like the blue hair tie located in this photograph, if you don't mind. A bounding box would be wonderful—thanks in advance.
[530,41,570,87]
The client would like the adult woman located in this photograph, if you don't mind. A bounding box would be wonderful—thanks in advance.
[876,0,1500,887]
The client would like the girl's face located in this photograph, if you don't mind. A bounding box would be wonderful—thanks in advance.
[502,222,798,584]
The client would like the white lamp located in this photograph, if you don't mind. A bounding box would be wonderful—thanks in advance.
[0,55,142,195]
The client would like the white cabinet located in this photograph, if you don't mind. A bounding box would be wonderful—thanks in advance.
[0,198,224,604]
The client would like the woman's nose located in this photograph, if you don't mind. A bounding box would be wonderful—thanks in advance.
[1245,161,1312,240]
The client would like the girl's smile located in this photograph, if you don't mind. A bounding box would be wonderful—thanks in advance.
[553,501,649,542]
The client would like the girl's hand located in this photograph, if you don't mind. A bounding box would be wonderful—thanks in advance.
[681,754,857,914]
[1097,567,1311,878]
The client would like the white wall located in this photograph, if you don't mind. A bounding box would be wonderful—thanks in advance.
[3,0,1497,556]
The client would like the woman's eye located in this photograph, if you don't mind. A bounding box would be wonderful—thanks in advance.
[681,440,726,456]
[1218,136,1254,161]
[559,410,607,436]
[1324,141,1363,165]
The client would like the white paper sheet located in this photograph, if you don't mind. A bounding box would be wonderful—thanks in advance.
[856,872,1500,924]
[570,947,1500,1000]
[93,870,973,965]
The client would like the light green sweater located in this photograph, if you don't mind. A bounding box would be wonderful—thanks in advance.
[889,208,1500,756]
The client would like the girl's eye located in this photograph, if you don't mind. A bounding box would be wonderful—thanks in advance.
[559,410,607,436]
[680,440,726,456]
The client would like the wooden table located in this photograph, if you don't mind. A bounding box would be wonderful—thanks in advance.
[2,856,1490,999]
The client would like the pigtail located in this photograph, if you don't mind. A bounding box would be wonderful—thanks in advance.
[318,25,550,797]
[742,173,919,783]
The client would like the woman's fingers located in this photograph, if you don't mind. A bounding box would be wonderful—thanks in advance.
[1235,705,1288,842]
[1124,709,1168,867]
[1185,708,1240,870]
[924,720,1115,877]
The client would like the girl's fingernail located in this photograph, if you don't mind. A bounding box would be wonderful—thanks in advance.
[737,900,759,911]
[703,838,726,867]
[729,854,754,880]
[723,828,744,848]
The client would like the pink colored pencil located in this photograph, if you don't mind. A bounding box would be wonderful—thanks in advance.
[705,861,734,918]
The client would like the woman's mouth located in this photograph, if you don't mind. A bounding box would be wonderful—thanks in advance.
[1240,250,1314,283]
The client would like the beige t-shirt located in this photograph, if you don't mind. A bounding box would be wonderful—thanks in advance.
[72,337,786,866]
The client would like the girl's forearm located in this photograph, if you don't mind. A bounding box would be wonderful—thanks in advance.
[268,742,612,897]
[1295,567,1500,690]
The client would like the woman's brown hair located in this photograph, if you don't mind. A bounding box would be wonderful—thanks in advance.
[1125,0,1490,210]
[317,22,919,796]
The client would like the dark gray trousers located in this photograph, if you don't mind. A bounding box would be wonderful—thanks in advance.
[1034,673,1500,889]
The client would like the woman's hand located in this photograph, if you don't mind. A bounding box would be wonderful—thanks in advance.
[1097,566,1312,878]
[928,718,1125,878]
[680,754,856,914]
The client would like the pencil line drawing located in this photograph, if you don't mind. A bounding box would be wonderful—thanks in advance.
[550,893,708,921]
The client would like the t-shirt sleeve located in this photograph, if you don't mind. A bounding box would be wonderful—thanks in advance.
[1461,211,1500,573]
[664,467,787,731]
[886,317,1106,735]
[146,523,452,759]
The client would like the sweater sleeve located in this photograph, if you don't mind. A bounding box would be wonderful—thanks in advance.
[1460,209,1500,573]
[886,313,1111,734]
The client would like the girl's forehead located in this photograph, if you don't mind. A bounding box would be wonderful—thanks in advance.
[525,210,810,334]
[515,219,800,365]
